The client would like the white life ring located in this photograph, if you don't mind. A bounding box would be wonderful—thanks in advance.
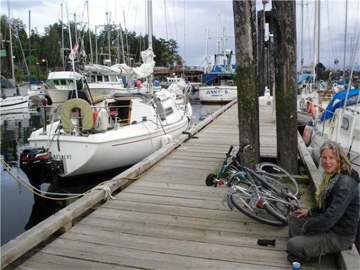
[61,98,94,133]
[302,124,313,146]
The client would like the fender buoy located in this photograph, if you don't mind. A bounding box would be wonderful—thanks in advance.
[160,134,172,147]
[93,111,99,124]
[227,80,234,86]
[61,98,94,133]
[306,97,314,115]
[302,125,313,146]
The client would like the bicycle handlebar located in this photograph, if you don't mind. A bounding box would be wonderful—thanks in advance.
[226,145,234,158]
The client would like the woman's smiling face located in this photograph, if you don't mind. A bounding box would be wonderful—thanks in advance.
[321,148,339,173]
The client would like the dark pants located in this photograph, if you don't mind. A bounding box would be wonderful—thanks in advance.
[287,213,354,259]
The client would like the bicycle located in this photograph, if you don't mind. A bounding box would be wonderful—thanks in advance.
[206,144,301,225]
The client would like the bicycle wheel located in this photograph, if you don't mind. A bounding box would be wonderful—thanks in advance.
[263,202,289,225]
[256,162,300,199]
[229,189,286,226]
[261,190,291,224]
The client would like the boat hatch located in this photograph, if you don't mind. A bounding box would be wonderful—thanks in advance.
[108,100,132,125]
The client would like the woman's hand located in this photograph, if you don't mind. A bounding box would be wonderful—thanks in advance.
[293,208,309,218]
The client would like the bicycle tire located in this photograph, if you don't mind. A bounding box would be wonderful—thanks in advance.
[256,162,300,199]
[263,201,288,225]
[229,189,286,226]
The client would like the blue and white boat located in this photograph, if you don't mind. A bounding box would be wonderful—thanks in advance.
[199,49,237,103]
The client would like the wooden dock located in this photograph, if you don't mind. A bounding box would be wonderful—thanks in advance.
[1,101,354,269]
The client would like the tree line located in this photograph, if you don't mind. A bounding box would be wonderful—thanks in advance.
[0,14,183,82]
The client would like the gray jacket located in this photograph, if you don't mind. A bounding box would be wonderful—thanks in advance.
[304,170,360,238]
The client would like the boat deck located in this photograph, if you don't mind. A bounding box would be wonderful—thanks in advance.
[3,102,339,269]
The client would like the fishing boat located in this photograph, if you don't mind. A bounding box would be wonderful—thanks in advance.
[0,76,29,112]
[199,49,237,103]
[307,88,360,175]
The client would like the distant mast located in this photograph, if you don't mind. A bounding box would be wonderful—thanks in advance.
[7,0,15,82]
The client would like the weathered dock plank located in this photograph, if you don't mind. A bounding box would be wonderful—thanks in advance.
[3,102,339,270]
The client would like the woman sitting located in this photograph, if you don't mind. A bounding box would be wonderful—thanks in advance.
[287,141,359,265]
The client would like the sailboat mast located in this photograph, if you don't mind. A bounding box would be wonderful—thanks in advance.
[300,0,304,72]
[342,0,348,81]
[7,0,15,82]
[312,0,319,86]
[61,3,65,70]
[66,4,78,98]
[28,10,31,82]
[86,1,93,63]
[147,0,153,94]
[147,0,153,50]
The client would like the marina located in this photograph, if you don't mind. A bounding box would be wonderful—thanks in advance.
[1,0,360,269]
[1,100,358,269]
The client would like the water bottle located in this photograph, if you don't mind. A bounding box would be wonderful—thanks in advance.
[291,262,301,270]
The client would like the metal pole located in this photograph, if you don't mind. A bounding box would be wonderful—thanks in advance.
[86,1,93,63]
[342,0,348,82]
[95,26,98,64]
[147,0,153,94]
[28,10,31,82]
[106,11,111,65]
[7,0,15,82]
[61,4,65,70]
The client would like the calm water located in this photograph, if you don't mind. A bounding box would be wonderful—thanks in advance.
[0,98,225,246]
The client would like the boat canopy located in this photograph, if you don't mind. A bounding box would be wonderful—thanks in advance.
[320,88,360,122]
[201,72,233,85]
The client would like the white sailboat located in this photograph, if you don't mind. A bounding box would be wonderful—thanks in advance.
[19,0,193,186]
[0,76,29,112]
[307,29,360,175]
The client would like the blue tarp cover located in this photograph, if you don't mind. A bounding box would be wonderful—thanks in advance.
[320,89,360,122]
[297,74,313,84]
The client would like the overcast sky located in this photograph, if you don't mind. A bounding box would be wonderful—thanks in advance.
[1,0,360,70]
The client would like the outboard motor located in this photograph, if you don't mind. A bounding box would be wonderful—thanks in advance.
[20,147,63,188]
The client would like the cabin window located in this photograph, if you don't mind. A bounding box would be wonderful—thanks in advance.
[54,79,67,86]
[88,76,95,83]
[109,75,117,82]
[341,117,349,130]
[104,76,109,82]
[164,107,174,116]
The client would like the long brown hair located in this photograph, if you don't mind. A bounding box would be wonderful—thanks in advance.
[320,141,352,174]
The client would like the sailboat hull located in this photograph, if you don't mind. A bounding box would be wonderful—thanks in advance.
[28,118,190,178]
